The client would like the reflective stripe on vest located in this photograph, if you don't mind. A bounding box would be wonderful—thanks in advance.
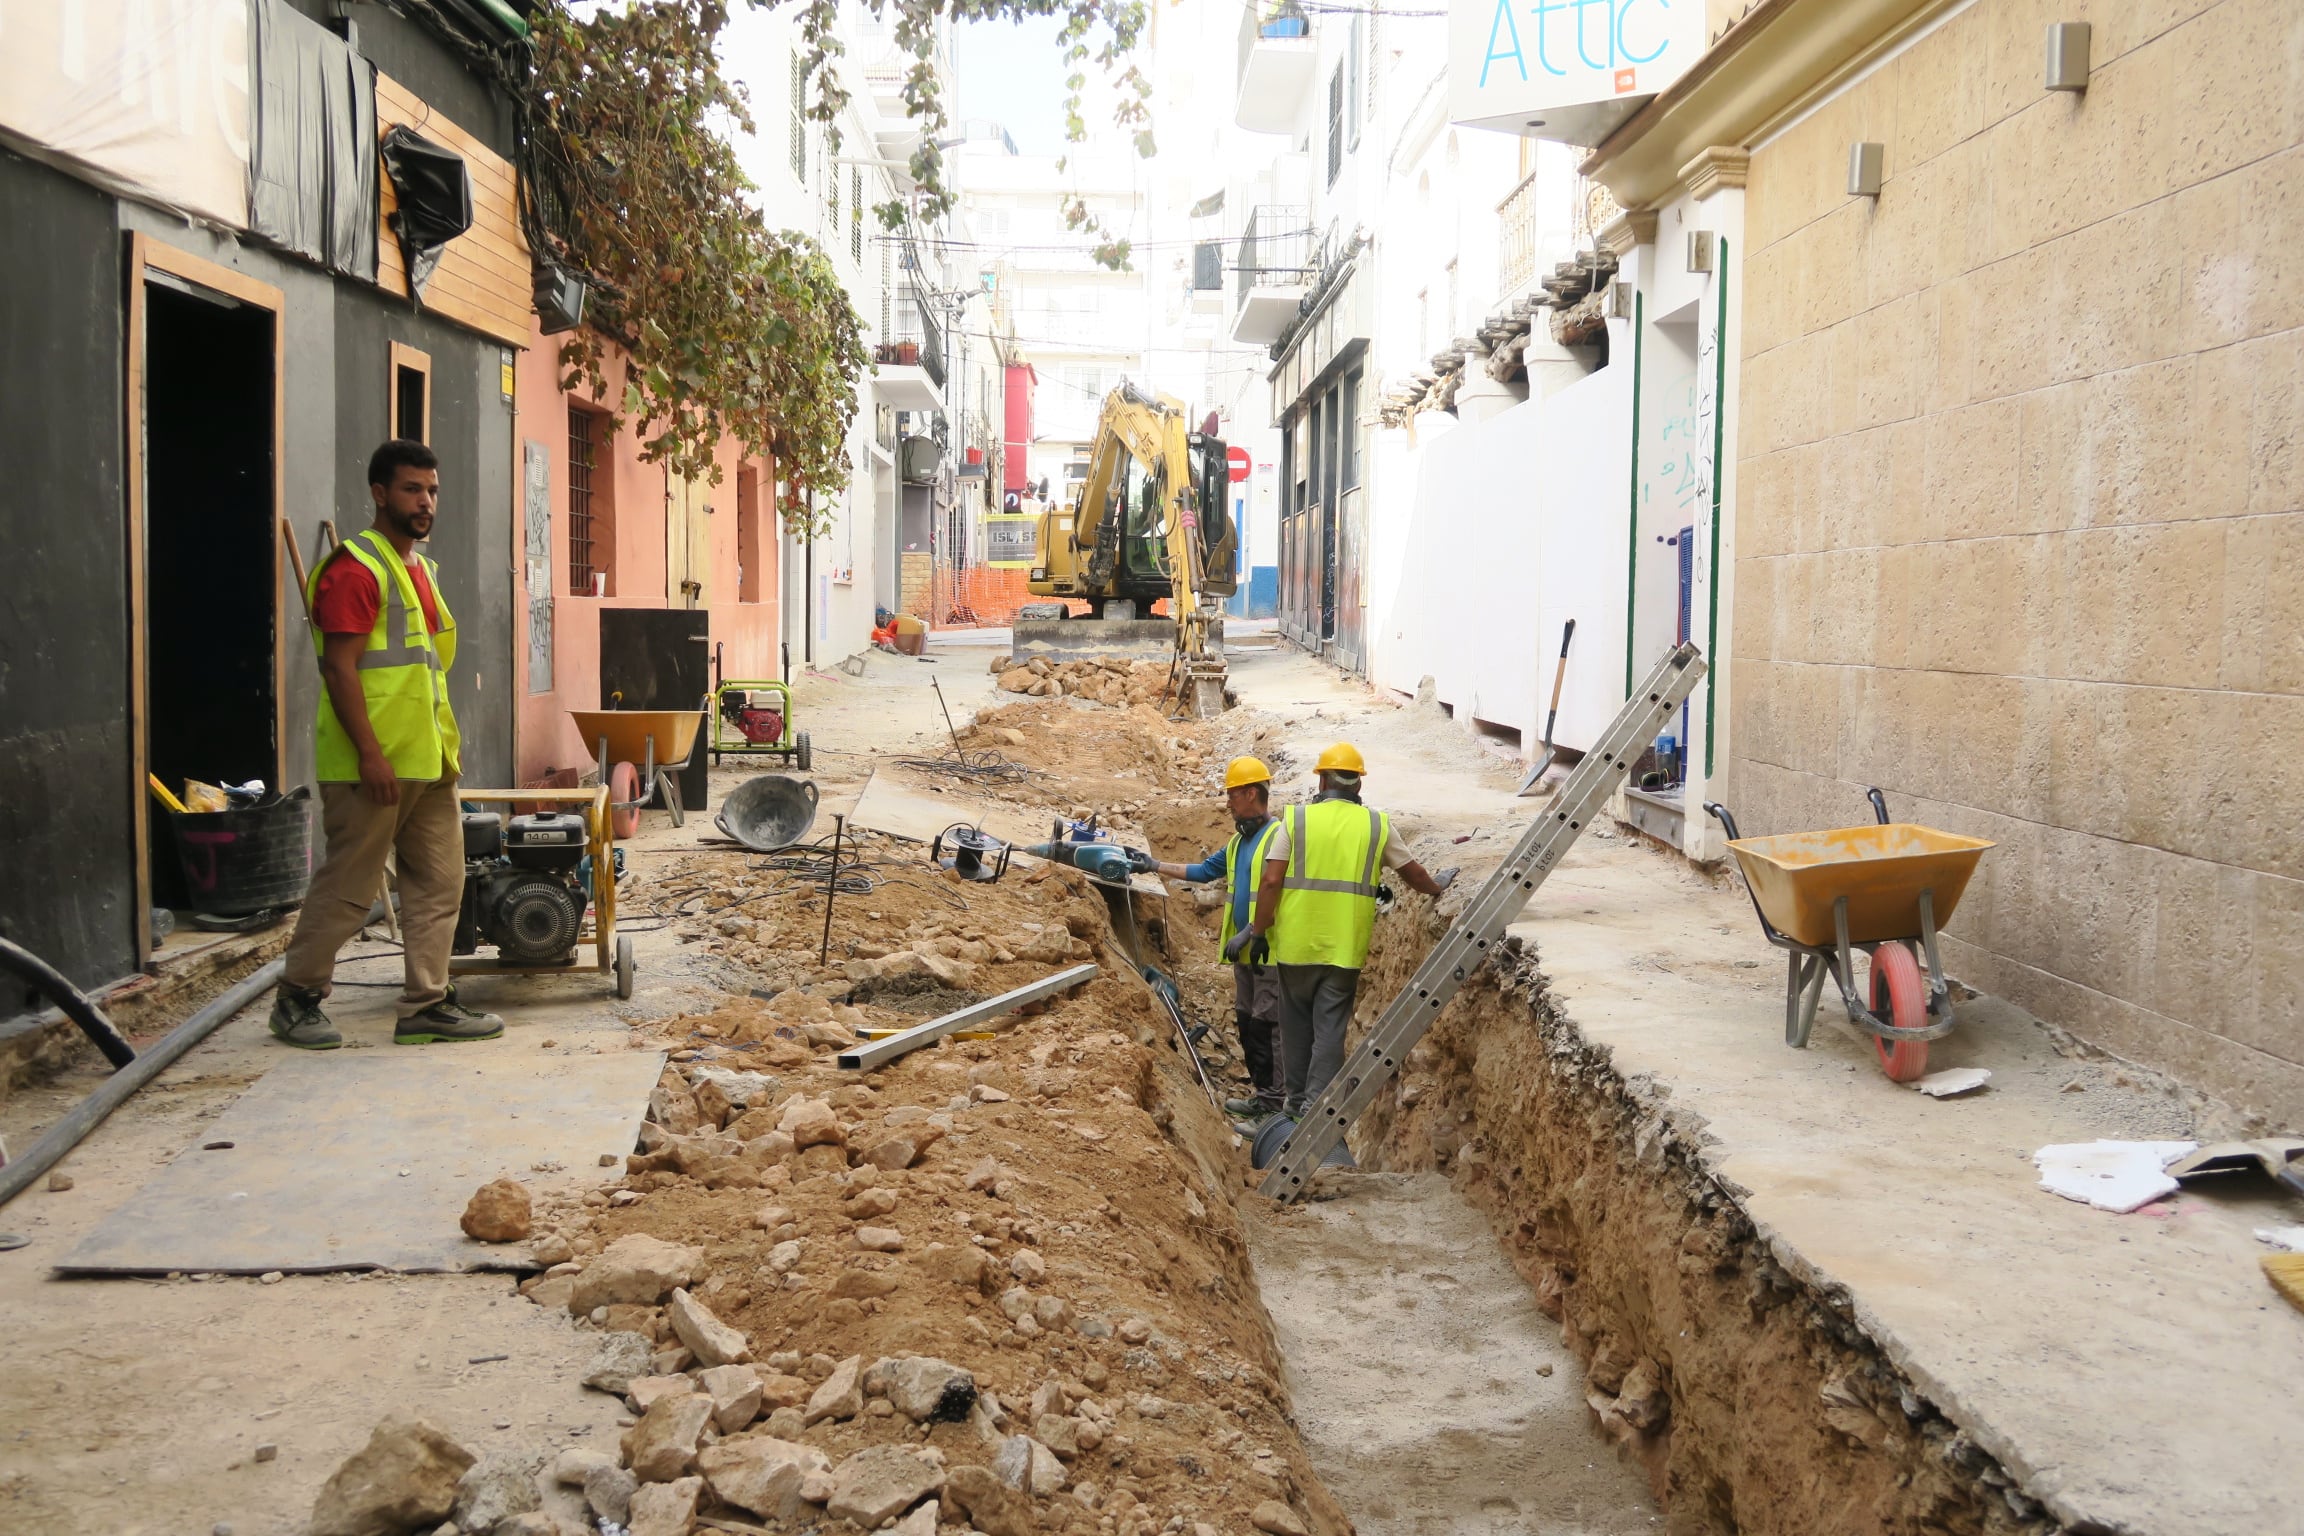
[1217,817,1279,953]
[1268,798,1390,969]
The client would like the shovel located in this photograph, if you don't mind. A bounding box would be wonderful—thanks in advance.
[1515,618,1577,797]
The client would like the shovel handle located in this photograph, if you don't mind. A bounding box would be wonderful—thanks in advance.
[1545,619,1576,717]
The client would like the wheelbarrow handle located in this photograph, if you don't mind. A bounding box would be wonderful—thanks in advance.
[1866,786,1890,826]
[1702,801,1741,841]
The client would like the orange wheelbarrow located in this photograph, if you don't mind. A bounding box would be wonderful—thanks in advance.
[1704,789,1994,1082]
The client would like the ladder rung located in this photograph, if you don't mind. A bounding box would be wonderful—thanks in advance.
[1258,643,1707,1201]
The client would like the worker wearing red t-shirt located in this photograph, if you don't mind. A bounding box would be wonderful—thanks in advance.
[271,440,504,1050]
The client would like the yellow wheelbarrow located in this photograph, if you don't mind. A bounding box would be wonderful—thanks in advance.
[1704,789,1994,1082]
[569,705,705,841]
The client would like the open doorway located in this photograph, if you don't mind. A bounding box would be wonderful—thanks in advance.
[128,239,285,942]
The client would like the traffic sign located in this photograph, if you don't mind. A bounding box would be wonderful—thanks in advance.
[1226,445,1250,483]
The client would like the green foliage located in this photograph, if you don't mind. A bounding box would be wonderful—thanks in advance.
[529,1,867,538]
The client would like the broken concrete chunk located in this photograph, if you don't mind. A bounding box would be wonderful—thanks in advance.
[697,1363,765,1433]
[943,1463,1037,1536]
[883,1357,977,1422]
[803,1354,865,1425]
[583,1464,638,1525]
[825,1444,945,1529]
[581,1332,656,1396]
[458,1178,533,1243]
[991,1433,1067,1495]
[696,1435,831,1521]
[307,1415,476,1536]
[666,1287,750,1368]
[777,1096,845,1148]
[648,1077,704,1136]
[621,1393,713,1483]
[451,1452,541,1533]
[568,1234,706,1313]
[625,1473,703,1536]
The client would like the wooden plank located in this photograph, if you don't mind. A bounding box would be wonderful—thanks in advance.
[837,964,1098,1070]
[373,71,533,349]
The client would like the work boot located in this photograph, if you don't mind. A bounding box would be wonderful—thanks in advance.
[394,987,504,1045]
[268,985,341,1050]
[1223,1095,1265,1118]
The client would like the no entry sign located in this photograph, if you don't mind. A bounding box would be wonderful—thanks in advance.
[1227,445,1251,483]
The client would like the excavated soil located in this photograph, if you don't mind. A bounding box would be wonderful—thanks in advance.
[506,700,1353,1535]
[1344,912,2064,1536]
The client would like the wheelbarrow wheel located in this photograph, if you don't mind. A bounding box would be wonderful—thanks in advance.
[795,731,813,772]
[614,934,635,1000]
[1867,941,1930,1082]
[609,760,642,841]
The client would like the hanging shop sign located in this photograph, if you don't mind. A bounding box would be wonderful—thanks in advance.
[1449,0,1706,145]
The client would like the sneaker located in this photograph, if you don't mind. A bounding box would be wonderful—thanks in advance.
[394,988,504,1045]
[1223,1095,1266,1118]
[268,986,341,1050]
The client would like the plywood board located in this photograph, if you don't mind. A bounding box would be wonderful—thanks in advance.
[847,768,1165,896]
[375,72,533,349]
[57,1050,662,1276]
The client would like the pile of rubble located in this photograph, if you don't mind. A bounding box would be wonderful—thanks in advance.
[992,657,1175,709]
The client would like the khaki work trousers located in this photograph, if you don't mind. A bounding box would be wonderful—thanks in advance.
[283,777,463,1018]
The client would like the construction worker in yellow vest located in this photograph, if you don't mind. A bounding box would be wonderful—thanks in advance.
[270,440,503,1050]
[1228,743,1453,1115]
[1131,755,1286,1124]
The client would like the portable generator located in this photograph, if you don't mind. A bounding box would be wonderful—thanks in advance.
[454,810,590,965]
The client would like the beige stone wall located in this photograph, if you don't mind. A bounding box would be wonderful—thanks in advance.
[900,551,934,621]
[1732,0,2304,1123]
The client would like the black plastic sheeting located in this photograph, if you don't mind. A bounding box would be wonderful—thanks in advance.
[248,0,378,281]
[380,126,473,301]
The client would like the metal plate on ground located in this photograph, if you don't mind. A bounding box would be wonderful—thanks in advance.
[56,1050,663,1276]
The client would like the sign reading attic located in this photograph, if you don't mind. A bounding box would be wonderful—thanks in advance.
[1449,0,1705,145]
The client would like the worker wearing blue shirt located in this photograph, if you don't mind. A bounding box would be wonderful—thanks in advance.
[1129,756,1285,1125]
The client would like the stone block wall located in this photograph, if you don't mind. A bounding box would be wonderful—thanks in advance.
[1731,0,2304,1123]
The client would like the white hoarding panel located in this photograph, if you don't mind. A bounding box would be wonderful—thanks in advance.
[1449,0,1707,145]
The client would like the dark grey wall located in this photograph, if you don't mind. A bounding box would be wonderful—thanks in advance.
[288,0,516,157]
[0,151,134,1000]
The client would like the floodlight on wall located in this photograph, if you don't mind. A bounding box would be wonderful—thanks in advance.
[1847,142,1885,198]
[1686,231,1715,274]
[2045,22,2091,91]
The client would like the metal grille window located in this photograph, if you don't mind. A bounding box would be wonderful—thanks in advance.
[1327,64,1344,186]
[851,170,864,262]
[568,407,600,596]
[789,53,807,182]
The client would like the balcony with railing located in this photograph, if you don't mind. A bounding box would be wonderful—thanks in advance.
[874,290,947,411]
[1235,3,1316,135]
[1497,167,1541,298]
[1232,203,1313,346]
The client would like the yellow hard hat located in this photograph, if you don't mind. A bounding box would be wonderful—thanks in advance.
[1224,755,1273,790]
[1315,742,1367,774]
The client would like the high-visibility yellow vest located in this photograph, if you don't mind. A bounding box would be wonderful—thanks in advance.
[1269,798,1390,969]
[309,528,460,781]
[1217,817,1280,953]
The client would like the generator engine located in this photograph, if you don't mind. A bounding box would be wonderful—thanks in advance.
[454,810,587,965]
[719,688,785,745]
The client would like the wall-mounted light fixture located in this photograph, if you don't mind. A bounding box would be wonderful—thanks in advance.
[2045,22,2091,91]
[1686,231,1715,273]
[1847,142,1885,198]
[1606,280,1636,319]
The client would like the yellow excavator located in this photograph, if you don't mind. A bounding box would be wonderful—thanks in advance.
[1020,383,1238,718]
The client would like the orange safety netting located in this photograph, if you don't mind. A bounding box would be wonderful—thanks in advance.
[926,564,1090,628]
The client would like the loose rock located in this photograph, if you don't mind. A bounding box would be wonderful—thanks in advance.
[459,1178,533,1243]
[552,1448,615,1487]
[992,1433,1067,1495]
[622,1393,713,1483]
[777,1096,845,1148]
[626,1474,703,1536]
[697,1363,765,1433]
[943,1463,1037,1536]
[856,1225,904,1252]
[804,1353,865,1424]
[308,1415,476,1536]
[1251,1500,1309,1536]
[583,1464,638,1525]
[568,1234,705,1313]
[665,1287,750,1367]
[451,1452,540,1533]
[826,1444,944,1529]
[881,1356,978,1422]
[696,1435,831,1521]
[581,1332,655,1396]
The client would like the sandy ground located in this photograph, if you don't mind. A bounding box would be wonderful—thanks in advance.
[1247,1175,1659,1536]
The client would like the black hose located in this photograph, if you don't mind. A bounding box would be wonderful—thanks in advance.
[0,958,283,1211]
[0,937,137,1069]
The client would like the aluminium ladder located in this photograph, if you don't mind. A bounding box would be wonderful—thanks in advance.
[1258,642,1708,1202]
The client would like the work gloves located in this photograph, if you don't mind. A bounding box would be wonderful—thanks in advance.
[1124,847,1157,875]
[1433,867,1459,892]
[1223,928,1270,966]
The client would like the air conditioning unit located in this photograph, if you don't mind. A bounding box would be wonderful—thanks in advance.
[900,434,941,484]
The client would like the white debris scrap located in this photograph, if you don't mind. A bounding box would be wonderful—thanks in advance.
[1911,1067,1990,1098]
[2253,1225,2304,1253]
[2033,1140,2198,1214]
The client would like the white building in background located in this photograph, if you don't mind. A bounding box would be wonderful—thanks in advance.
[952,135,1147,502]
[722,0,963,659]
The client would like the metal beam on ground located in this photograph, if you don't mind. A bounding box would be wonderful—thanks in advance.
[837,963,1100,1070]
[1257,643,1708,1202]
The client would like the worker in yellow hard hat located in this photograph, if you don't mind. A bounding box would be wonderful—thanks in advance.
[1230,742,1454,1116]
[1130,755,1286,1123]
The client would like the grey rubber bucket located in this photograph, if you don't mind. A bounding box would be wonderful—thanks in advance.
[715,775,820,851]
[1250,1114,1358,1171]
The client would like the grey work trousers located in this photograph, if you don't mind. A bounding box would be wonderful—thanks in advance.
[1277,962,1361,1112]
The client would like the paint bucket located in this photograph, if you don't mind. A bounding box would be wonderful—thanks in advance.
[715,775,819,852]
[1250,1114,1357,1172]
